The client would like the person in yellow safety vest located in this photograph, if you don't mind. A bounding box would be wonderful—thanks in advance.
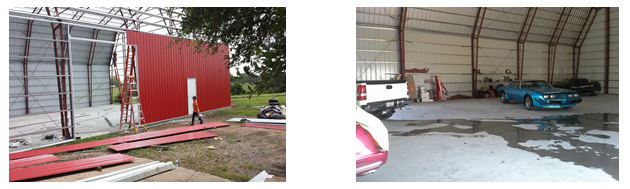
[190,96,203,125]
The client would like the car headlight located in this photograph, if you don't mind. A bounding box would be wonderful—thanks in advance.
[567,94,573,98]
[543,95,549,99]
[575,94,580,97]
[550,95,556,99]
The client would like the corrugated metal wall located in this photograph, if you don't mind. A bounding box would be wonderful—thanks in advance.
[126,31,231,124]
[69,26,116,108]
[9,16,115,117]
[580,8,619,94]
[356,7,401,81]
[357,7,610,97]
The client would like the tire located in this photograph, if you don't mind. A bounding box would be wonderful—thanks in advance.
[375,109,395,120]
[525,96,536,111]
[500,92,509,104]
[564,107,572,109]
[592,90,599,96]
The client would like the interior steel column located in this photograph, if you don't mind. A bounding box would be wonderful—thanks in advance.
[87,29,100,107]
[547,8,572,84]
[471,7,487,98]
[46,7,70,140]
[605,7,610,94]
[398,7,408,77]
[516,8,537,80]
[573,8,599,79]
[23,20,34,114]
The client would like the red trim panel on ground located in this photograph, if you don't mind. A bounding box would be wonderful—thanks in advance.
[109,131,217,151]
[9,154,134,182]
[241,123,286,130]
[9,154,60,170]
[9,122,229,160]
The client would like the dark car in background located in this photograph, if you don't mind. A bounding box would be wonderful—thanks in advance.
[553,78,602,96]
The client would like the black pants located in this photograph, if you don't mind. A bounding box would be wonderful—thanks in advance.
[191,112,203,124]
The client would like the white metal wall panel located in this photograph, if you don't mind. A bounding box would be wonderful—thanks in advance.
[9,17,116,117]
[579,7,618,94]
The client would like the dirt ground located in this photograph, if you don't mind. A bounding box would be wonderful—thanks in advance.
[21,114,286,182]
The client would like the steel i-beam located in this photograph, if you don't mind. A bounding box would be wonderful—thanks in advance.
[548,7,572,84]
[605,7,610,94]
[516,7,537,80]
[573,8,599,79]
[399,7,408,77]
[471,7,487,98]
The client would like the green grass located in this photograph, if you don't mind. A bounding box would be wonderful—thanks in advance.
[210,166,251,182]
[212,93,286,116]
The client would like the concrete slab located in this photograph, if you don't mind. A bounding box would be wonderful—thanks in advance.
[391,94,619,121]
[9,104,133,153]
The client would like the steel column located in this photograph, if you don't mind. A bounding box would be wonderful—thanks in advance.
[46,7,70,140]
[399,7,408,77]
[23,20,34,114]
[516,8,537,80]
[605,7,610,94]
[547,8,572,84]
[471,7,487,98]
[573,8,599,79]
[86,29,101,107]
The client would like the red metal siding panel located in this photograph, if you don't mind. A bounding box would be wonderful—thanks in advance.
[9,154,134,181]
[9,122,229,160]
[9,154,60,170]
[126,31,231,124]
[109,131,217,151]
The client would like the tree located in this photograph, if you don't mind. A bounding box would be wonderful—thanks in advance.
[230,82,246,95]
[169,7,286,98]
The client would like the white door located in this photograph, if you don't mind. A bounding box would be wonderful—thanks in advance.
[187,78,197,115]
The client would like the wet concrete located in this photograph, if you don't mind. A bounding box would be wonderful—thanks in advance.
[385,113,619,180]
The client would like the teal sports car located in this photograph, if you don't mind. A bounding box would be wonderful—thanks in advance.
[497,80,582,110]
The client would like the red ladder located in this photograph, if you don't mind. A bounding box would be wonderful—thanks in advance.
[119,46,147,132]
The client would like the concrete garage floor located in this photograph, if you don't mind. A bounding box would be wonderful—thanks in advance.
[357,94,619,182]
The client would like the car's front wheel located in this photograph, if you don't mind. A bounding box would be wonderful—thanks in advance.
[525,96,536,111]
[500,92,509,104]
[592,90,599,96]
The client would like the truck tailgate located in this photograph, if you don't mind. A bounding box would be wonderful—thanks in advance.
[360,80,408,103]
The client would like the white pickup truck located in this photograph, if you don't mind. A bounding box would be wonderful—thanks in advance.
[356,80,412,120]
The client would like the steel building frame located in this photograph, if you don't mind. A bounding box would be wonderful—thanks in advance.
[398,7,408,76]
[516,8,537,80]
[9,7,187,141]
[547,8,572,84]
[471,7,487,98]
[572,8,600,79]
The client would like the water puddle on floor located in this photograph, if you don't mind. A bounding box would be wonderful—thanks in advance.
[392,113,619,180]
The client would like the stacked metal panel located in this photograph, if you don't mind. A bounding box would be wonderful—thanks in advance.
[9,153,135,181]
[109,131,217,151]
[10,122,229,160]
[9,154,60,170]
[76,161,175,182]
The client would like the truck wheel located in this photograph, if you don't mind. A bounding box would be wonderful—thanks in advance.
[376,110,395,120]
[500,92,509,104]
[525,96,536,111]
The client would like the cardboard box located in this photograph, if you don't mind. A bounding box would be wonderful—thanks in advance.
[405,75,417,100]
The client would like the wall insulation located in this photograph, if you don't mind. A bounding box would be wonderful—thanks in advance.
[580,7,619,94]
[126,31,231,124]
